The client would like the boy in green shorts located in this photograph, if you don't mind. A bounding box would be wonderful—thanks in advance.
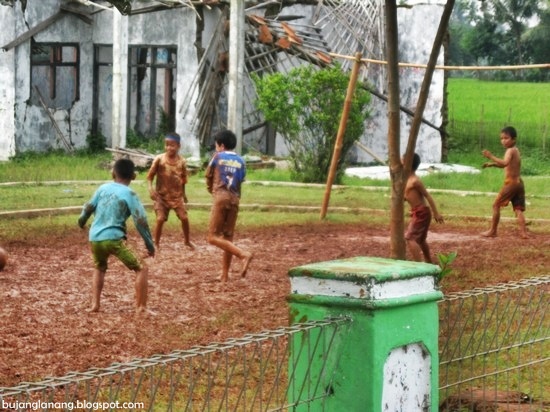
[78,158,155,313]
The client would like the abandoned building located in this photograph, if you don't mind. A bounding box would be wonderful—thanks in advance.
[0,0,446,163]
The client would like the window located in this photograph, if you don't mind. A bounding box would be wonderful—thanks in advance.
[31,43,79,110]
[128,46,177,136]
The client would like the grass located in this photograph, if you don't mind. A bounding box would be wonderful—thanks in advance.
[1,151,550,220]
[447,78,550,124]
[447,78,550,155]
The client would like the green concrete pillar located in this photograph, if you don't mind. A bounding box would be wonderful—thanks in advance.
[287,256,443,411]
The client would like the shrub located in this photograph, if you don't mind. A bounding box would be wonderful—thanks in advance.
[253,64,371,183]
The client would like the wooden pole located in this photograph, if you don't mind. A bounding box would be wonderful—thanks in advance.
[320,52,362,220]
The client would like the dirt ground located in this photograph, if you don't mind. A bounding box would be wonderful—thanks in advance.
[1,220,549,387]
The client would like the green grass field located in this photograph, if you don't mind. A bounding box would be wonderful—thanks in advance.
[447,78,550,124]
[447,78,550,154]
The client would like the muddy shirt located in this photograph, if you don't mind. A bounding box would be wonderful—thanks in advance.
[147,153,188,207]
[78,182,154,253]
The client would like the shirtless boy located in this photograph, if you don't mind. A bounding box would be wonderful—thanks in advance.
[147,132,194,250]
[404,153,444,263]
[481,126,528,239]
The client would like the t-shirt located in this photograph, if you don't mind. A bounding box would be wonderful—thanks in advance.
[205,151,246,198]
[78,182,154,253]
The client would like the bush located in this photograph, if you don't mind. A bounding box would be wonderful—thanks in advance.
[253,64,371,183]
[86,132,106,154]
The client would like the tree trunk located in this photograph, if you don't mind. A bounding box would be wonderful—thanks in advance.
[386,0,455,260]
[385,0,406,259]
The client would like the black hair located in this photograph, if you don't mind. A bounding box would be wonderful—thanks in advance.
[411,153,421,172]
[213,129,237,150]
[501,126,517,139]
[113,158,135,180]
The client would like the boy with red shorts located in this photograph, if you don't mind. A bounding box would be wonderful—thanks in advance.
[205,130,253,282]
[404,153,444,263]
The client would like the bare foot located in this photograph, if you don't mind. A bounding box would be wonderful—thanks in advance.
[136,307,157,316]
[218,274,228,283]
[481,230,497,238]
[519,232,529,239]
[88,306,99,313]
[184,241,196,250]
[240,252,253,278]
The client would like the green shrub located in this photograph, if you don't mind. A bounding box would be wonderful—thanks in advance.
[253,64,371,183]
[86,132,107,154]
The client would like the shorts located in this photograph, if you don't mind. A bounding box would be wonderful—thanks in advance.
[208,191,240,239]
[494,179,525,212]
[91,239,142,272]
[405,205,432,244]
[154,197,188,221]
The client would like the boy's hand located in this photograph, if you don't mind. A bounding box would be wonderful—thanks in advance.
[434,213,444,224]
[482,162,493,168]
[77,217,86,229]
[149,190,158,201]
[482,149,492,159]
[183,195,188,203]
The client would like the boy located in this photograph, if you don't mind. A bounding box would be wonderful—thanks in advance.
[147,132,194,250]
[481,126,528,239]
[205,129,253,282]
[404,153,444,263]
[78,158,155,313]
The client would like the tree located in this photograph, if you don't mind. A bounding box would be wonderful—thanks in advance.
[386,0,455,259]
[490,0,540,67]
[523,6,550,80]
[253,64,371,184]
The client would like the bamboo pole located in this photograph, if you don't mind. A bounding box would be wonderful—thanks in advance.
[319,52,362,220]
[328,53,550,71]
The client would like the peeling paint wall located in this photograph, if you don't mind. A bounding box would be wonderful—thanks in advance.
[0,5,16,161]
[361,0,446,164]
[0,0,209,160]
[0,1,444,163]
[271,2,445,164]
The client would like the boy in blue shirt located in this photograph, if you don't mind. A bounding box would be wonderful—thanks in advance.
[205,130,253,282]
[78,158,155,313]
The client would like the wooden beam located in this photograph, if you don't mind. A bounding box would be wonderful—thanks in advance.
[2,11,66,51]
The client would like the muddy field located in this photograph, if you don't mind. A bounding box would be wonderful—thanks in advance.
[1,220,549,387]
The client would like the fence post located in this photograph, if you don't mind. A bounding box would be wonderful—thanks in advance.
[287,256,443,411]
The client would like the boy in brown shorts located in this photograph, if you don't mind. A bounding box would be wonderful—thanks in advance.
[205,129,253,282]
[481,126,528,239]
[147,132,194,250]
[404,153,444,263]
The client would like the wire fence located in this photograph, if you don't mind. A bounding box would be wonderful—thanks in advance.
[447,118,550,157]
[438,275,550,411]
[1,277,548,411]
[0,317,352,412]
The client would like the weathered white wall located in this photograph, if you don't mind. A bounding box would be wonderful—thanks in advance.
[272,1,445,164]
[0,5,16,161]
[12,0,95,153]
[359,0,446,164]
[0,0,444,163]
[0,0,206,160]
